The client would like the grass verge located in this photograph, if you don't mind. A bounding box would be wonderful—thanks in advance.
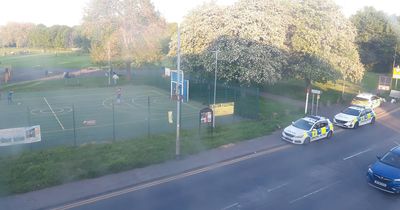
[263,72,386,106]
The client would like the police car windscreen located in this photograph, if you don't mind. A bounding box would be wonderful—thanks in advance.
[353,97,368,102]
[293,119,313,130]
[342,108,361,116]
[380,152,400,168]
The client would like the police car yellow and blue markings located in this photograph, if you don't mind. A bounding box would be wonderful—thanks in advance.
[354,108,375,123]
[301,116,333,139]
[305,122,334,138]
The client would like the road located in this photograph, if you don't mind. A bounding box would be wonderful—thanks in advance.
[54,106,400,210]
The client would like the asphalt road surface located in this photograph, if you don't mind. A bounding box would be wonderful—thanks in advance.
[57,106,400,210]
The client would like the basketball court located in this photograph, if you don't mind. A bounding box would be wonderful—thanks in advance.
[0,85,203,154]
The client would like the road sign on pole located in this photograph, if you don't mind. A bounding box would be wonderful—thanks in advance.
[309,89,322,115]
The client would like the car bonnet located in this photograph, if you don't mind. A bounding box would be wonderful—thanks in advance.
[372,160,400,180]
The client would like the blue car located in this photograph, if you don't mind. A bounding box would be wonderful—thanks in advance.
[367,146,400,194]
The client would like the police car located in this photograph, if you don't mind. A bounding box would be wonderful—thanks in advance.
[282,116,334,144]
[333,106,376,129]
[351,93,383,109]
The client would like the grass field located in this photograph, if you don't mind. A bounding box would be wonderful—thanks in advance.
[0,52,92,69]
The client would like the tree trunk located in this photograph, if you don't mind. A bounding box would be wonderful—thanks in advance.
[126,61,132,81]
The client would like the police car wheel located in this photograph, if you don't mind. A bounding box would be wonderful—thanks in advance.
[304,137,311,144]
[354,122,359,129]
[327,131,333,139]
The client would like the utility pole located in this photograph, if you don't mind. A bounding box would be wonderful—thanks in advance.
[108,41,111,86]
[211,50,219,128]
[394,44,398,89]
[175,25,182,159]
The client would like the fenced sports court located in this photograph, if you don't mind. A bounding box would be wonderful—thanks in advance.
[0,69,261,156]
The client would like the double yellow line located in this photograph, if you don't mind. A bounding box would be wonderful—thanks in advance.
[52,144,291,210]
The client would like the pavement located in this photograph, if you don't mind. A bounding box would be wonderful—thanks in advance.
[0,97,398,210]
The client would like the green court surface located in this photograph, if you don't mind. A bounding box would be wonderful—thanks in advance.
[0,85,223,155]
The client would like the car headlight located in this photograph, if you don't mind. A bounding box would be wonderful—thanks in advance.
[368,168,373,174]
[344,121,353,126]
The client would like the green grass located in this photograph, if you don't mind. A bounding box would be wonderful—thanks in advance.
[262,72,388,106]
[0,52,92,69]
[0,99,301,196]
[263,79,305,101]
[361,71,391,92]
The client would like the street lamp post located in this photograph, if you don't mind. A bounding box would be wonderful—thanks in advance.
[175,25,182,159]
[211,50,219,128]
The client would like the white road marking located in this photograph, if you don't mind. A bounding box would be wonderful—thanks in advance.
[43,97,65,130]
[51,144,291,210]
[343,148,372,161]
[289,181,341,204]
[221,202,239,210]
[267,182,289,192]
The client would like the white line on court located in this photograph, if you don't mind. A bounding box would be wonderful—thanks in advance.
[41,113,199,134]
[289,181,341,204]
[221,202,240,210]
[267,182,289,192]
[51,144,292,210]
[43,97,65,130]
[343,148,372,161]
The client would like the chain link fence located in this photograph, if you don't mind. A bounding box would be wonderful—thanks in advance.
[0,70,261,156]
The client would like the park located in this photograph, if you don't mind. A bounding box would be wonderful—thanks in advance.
[0,0,400,204]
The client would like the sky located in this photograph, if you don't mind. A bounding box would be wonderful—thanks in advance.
[0,0,400,26]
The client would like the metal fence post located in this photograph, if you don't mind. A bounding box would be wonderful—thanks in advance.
[148,96,150,137]
[256,87,260,119]
[112,101,116,142]
[27,106,32,151]
[72,104,77,147]
[27,106,31,126]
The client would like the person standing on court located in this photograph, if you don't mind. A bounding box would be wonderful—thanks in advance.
[7,90,13,104]
[112,73,119,85]
[116,88,122,104]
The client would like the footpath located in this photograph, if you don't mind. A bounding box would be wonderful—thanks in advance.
[0,93,391,210]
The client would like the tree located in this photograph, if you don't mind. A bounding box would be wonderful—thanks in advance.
[82,0,167,79]
[286,0,364,88]
[48,25,73,49]
[28,24,52,48]
[170,1,289,85]
[71,26,91,51]
[170,0,364,87]
[351,7,400,73]
[0,22,35,48]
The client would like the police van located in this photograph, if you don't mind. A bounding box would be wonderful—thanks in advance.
[333,106,376,129]
[282,115,334,144]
